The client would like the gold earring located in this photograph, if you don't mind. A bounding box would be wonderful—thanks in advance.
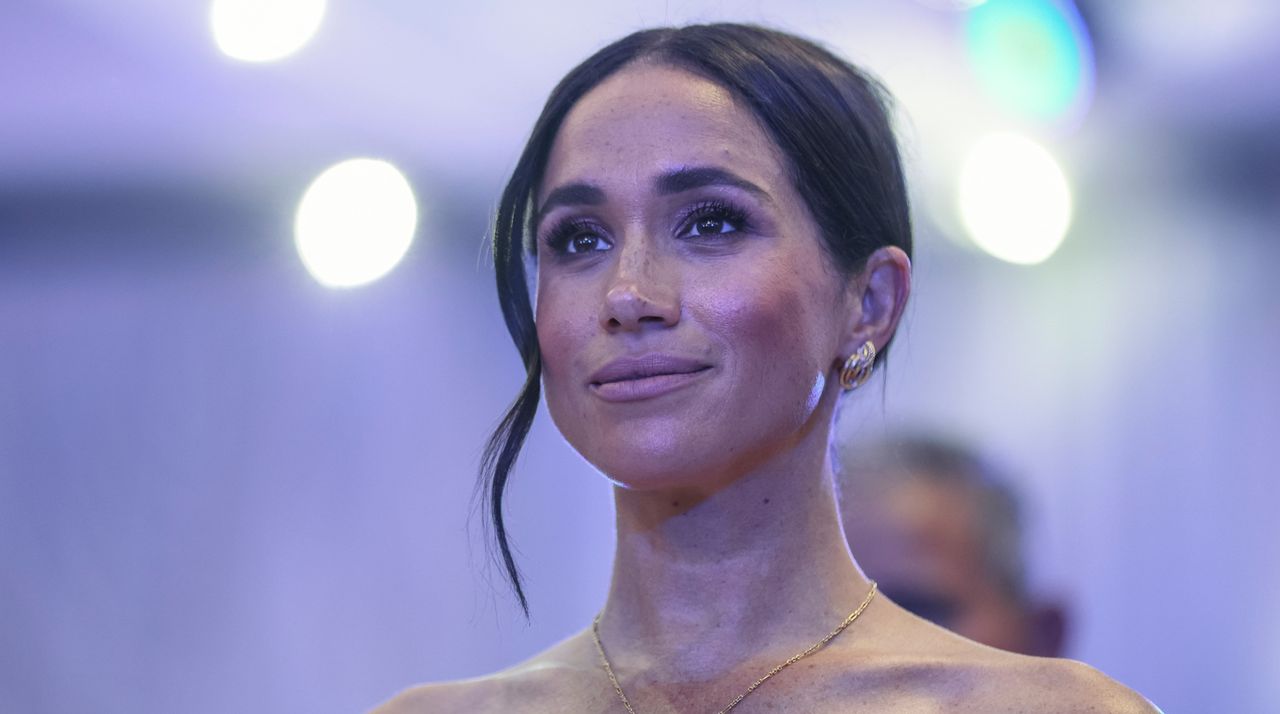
[840,341,877,390]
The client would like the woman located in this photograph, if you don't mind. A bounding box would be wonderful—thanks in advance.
[376,23,1159,713]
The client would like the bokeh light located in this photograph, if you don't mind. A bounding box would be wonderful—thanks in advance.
[965,0,1094,122]
[957,132,1072,265]
[294,159,418,288]
[210,0,326,63]
[914,0,990,10]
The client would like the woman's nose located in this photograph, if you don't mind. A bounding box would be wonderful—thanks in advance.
[602,241,680,331]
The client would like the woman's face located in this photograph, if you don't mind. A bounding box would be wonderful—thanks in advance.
[534,62,858,491]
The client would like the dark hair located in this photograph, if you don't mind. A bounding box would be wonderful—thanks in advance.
[480,23,913,614]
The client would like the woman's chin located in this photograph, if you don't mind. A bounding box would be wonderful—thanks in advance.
[586,448,738,494]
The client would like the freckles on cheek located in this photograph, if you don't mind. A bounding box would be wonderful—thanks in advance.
[697,261,832,423]
[535,295,591,383]
[536,320,570,382]
[703,272,813,376]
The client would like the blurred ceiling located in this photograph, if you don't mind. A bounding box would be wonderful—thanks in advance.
[1,0,1277,193]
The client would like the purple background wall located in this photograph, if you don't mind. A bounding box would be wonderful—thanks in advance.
[3,2,1278,712]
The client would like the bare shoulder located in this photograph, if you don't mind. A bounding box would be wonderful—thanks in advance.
[825,646,1159,713]
[368,678,489,714]
[972,655,1162,714]
[832,602,1161,713]
[367,630,605,714]
[899,637,1161,713]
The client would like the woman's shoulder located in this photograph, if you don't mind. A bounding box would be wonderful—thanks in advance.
[851,624,1158,712]
[820,604,1161,713]
[375,654,1158,714]
[963,653,1160,713]
[371,614,1160,713]
[368,630,605,714]
[368,679,483,714]
[805,648,1158,713]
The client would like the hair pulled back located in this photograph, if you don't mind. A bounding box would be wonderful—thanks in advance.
[481,23,913,614]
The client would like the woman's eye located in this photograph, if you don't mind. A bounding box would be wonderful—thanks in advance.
[679,203,748,239]
[565,233,610,254]
[690,216,733,236]
[546,219,612,255]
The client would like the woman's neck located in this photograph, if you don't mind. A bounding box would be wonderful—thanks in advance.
[597,434,871,681]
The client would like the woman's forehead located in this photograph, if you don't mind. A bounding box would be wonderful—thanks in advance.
[538,63,788,204]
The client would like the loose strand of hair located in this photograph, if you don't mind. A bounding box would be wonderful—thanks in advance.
[478,359,541,616]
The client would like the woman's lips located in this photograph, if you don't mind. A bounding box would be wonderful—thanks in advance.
[589,355,712,403]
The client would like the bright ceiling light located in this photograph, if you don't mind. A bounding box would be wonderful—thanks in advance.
[210,0,326,63]
[294,159,418,288]
[957,132,1072,265]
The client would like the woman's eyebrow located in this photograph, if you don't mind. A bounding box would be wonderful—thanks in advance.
[655,165,771,202]
[535,166,771,230]
[536,183,606,228]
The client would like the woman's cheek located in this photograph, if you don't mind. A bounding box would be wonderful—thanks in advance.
[536,285,580,371]
[702,268,807,357]
[536,297,595,436]
[698,271,825,417]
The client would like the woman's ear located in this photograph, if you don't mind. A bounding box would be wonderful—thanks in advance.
[840,246,912,358]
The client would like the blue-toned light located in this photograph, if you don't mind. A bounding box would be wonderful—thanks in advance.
[965,0,1094,123]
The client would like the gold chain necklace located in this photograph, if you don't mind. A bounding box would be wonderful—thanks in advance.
[591,581,878,714]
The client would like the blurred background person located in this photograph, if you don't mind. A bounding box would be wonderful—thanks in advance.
[838,434,1067,657]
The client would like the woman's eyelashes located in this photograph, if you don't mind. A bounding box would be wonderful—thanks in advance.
[544,218,612,255]
[541,199,754,256]
[676,199,751,239]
